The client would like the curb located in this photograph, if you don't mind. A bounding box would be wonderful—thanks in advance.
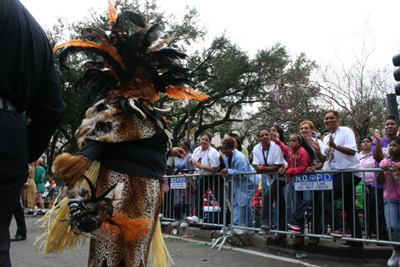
[162,225,392,259]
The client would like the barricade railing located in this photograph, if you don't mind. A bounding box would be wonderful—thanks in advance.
[160,169,400,250]
[160,173,228,230]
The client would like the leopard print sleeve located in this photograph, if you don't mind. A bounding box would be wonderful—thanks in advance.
[75,99,159,149]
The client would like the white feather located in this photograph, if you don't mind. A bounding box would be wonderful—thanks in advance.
[128,98,146,118]
[153,107,171,112]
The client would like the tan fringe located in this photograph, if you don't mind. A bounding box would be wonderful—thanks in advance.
[53,153,92,187]
[35,161,101,255]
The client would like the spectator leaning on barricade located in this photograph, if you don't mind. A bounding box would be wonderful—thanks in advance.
[220,137,257,235]
[187,134,221,224]
[171,177,194,228]
[320,129,331,171]
[308,109,363,248]
[376,136,400,267]
[358,136,377,238]
[229,131,249,160]
[370,115,398,242]
[271,125,296,217]
[252,128,286,240]
[174,141,196,176]
[285,120,325,246]
[271,131,314,246]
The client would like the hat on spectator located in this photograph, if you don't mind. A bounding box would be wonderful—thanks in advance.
[229,131,241,138]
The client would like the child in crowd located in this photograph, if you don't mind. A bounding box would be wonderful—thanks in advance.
[171,177,194,228]
[377,137,400,267]
[271,133,315,245]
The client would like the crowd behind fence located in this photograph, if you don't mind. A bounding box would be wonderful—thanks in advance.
[160,168,400,249]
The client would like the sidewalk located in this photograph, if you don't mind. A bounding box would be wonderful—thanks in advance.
[162,225,393,260]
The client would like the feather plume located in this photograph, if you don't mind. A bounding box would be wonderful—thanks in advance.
[107,0,117,26]
[54,40,124,69]
[81,28,108,41]
[165,85,209,101]
[150,35,175,51]
[100,212,151,243]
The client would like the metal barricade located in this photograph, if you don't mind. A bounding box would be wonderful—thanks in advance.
[160,169,400,250]
[160,173,228,230]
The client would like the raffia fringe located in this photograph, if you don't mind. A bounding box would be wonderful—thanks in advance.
[34,161,101,255]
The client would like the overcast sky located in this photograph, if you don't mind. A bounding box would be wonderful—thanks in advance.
[21,0,400,68]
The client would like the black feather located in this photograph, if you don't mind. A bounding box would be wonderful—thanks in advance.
[122,11,146,28]
[141,24,161,53]
[81,28,109,41]
[81,61,106,71]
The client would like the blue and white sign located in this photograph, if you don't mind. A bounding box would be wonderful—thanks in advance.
[294,173,333,191]
[170,177,187,189]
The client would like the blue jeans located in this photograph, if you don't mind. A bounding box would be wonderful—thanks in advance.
[384,198,400,242]
[233,176,255,227]
[288,190,323,234]
[288,190,312,231]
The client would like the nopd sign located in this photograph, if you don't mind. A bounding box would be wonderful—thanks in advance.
[293,173,333,191]
[170,177,187,189]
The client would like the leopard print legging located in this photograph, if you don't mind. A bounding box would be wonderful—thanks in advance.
[88,165,163,267]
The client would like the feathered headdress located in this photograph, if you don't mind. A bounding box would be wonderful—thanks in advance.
[54,0,208,103]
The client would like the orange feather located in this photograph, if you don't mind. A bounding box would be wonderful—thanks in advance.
[107,0,117,26]
[53,40,125,71]
[100,212,151,243]
[165,85,209,101]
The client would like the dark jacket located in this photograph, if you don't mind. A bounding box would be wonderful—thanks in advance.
[0,0,65,162]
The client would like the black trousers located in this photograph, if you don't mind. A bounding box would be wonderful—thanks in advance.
[368,186,388,240]
[320,172,362,247]
[261,179,287,230]
[0,110,28,267]
[13,194,27,237]
[194,175,228,222]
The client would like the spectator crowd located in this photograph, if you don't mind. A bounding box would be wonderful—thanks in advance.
[161,110,400,267]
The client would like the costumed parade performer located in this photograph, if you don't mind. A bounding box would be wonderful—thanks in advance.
[36,1,208,266]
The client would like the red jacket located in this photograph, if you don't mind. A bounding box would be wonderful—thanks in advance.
[274,139,311,183]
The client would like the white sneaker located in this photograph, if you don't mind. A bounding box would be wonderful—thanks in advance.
[232,228,246,235]
[186,215,199,223]
[246,230,255,235]
[258,230,268,235]
[171,221,181,227]
[161,221,171,225]
[180,222,189,228]
[220,227,230,234]
[388,250,400,266]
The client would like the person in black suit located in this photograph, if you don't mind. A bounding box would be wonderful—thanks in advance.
[0,1,65,266]
[11,192,27,242]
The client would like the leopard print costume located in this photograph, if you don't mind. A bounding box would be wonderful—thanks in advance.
[88,166,163,267]
[76,99,160,148]
[74,99,169,267]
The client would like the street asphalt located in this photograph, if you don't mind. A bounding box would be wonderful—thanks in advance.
[9,213,388,266]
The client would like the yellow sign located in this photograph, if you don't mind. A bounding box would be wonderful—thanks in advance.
[185,128,195,143]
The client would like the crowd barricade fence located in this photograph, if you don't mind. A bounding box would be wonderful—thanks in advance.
[161,169,400,251]
[160,173,228,230]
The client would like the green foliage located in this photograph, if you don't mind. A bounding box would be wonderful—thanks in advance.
[243,44,320,149]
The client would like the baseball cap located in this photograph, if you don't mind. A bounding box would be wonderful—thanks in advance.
[229,131,241,138]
